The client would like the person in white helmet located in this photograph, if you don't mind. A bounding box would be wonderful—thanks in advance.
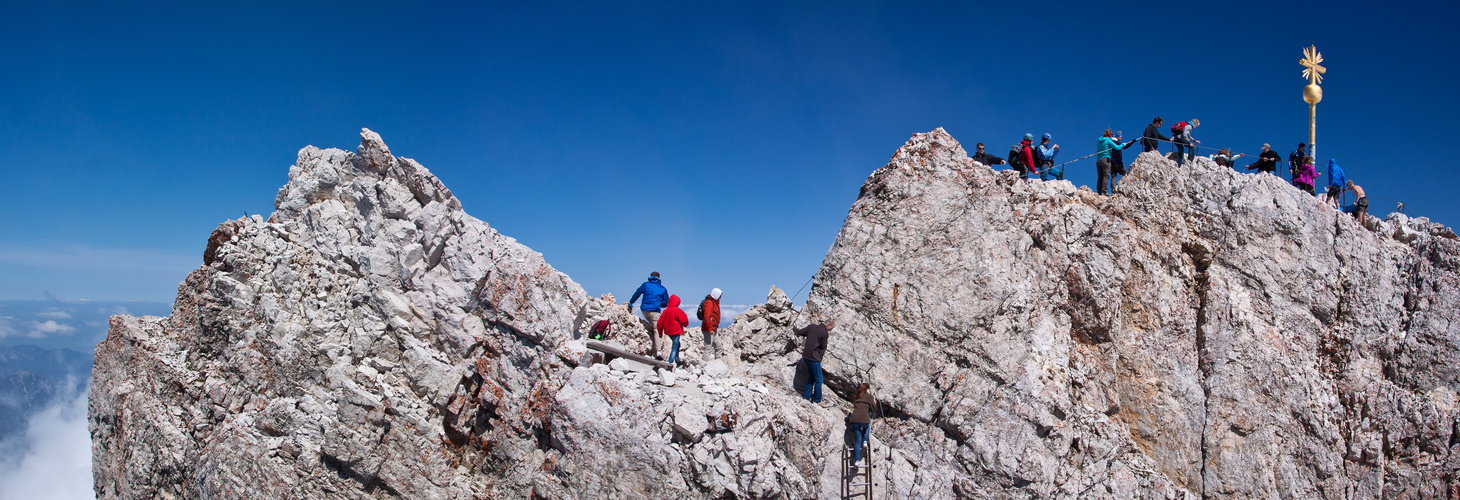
[697,288,723,362]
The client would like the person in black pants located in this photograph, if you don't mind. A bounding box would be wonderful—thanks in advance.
[1246,143,1282,174]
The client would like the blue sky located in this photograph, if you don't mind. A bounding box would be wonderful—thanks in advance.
[3,0,1457,317]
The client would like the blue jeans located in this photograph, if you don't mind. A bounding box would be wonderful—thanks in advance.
[667,335,681,364]
[1039,163,1063,181]
[849,422,870,464]
[802,359,823,402]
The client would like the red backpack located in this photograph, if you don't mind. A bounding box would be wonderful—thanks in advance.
[1170,121,1189,136]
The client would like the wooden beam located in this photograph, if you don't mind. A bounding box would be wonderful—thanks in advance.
[586,341,673,369]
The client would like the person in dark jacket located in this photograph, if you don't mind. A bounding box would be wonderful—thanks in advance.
[1141,117,1169,152]
[627,272,669,359]
[1246,143,1281,174]
[656,294,689,365]
[795,319,835,403]
[971,143,1006,168]
[700,288,722,362]
[846,382,875,472]
[1289,143,1308,184]
[1108,130,1135,193]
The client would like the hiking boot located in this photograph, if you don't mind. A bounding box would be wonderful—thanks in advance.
[654,354,665,361]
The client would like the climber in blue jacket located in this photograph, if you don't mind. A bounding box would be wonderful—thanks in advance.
[1325,159,1347,209]
[626,272,669,359]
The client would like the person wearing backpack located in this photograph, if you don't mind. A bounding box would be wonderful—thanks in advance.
[1288,143,1308,184]
[1007,134,1037,180]
[656,294,689,366]
[626,272,669,359]
[1037,133,1061,181]
[1141,117,1170,153]
[1171,119,1200,165]
[1325,158,1347,209]
[697,288,722,362]
[1096,129,1133,195]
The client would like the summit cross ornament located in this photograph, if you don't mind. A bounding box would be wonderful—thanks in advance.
[1300,45,1327,160]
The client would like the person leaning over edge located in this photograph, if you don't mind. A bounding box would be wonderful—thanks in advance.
[1141,117,1169,153]
[795,318,835,405]
[1247,143,1281,174]
[626,271,669,360]
[1348,180,1368,222]
[699,288,722,362]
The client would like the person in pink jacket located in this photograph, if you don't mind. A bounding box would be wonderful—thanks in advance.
[1294,157,1320,195]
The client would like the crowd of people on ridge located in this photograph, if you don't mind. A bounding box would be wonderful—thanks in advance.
[972,116,1371,222]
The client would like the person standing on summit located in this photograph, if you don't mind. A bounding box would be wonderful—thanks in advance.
[1246,144,1282,175]
[1095,129,1132,195]
[795,319,835,404]
[1037,133,1061,181]
[626,272,669,359]
[1020,134,1038,180]
[1142,117,1169,153]
[1325,158,1347,209]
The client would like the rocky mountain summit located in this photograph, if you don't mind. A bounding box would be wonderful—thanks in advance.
[91,128,1459,498]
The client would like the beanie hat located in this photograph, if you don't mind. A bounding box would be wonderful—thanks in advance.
[1024,133,1033,141]
[710,288,722,299]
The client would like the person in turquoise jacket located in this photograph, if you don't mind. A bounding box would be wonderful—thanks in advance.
[1096,129,1133,195]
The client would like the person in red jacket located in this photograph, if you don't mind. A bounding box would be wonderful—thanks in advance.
[656,294,689,366]
[700,288,722,362]
[1021,134,1039,179]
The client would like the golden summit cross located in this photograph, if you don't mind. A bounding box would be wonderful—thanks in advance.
[1301,45,1326,85]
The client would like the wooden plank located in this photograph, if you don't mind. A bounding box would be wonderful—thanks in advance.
[586,340,673,369]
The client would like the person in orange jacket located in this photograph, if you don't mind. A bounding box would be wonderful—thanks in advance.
[656,294,689,366]
[699,288,722,362]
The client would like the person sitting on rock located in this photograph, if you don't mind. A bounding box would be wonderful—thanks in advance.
[795,318,835,404]
[971,143,1006,168]
[626,272,669,360]
[1209,148,1244,168]
[846,382,875,475]
[1037,133,1061,181]
[1348,180,1368,222]
[699,288,722,362]
[1246,144,1281,174]
[656,294,689,366]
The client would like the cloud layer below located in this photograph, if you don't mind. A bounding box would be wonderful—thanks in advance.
[0,384,95,500]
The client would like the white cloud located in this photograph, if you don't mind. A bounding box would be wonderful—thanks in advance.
[0,318,77,339]
[0,385,95,500]
[98,306,130,316]
[37,309,73,320]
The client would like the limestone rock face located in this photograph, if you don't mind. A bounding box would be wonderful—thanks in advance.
[803,128,1460,497]
[91,127,1460,499]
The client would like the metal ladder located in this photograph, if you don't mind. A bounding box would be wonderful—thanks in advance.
[840,442,873,499]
